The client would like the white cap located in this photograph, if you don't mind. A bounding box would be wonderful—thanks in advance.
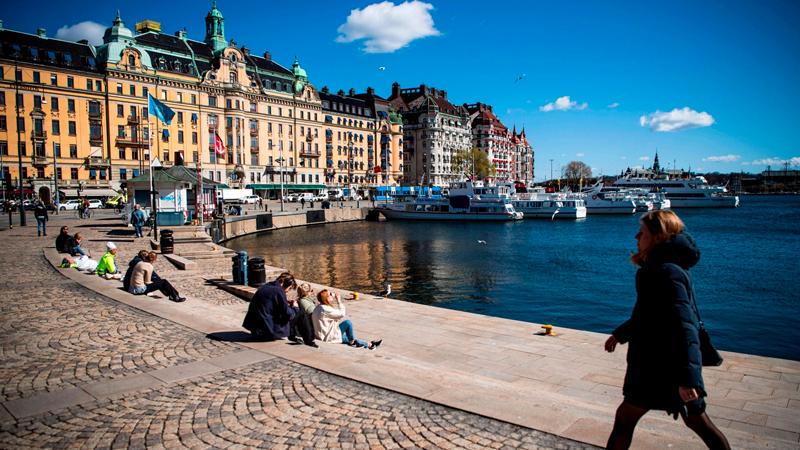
[106,242,117,250]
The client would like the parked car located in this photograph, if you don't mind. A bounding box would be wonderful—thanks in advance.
[88,199,104,209]
[283,193,299,202]
[327,189,344,201]
[59,200,82,211]
[313,192,328,201]
[239,195,261,204]
[297,192,315,203]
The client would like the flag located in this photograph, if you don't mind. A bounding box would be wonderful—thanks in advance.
[214,133,226,156]
[148,94,175,125]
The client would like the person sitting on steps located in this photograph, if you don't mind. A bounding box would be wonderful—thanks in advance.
[128,252,186,302]
[312,289,381,350]
[123,250,162,291]
[95,242,122,280]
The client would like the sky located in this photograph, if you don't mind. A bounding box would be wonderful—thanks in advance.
[2,0,798,181]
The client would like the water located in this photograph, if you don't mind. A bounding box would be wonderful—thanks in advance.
[228,195,800,360]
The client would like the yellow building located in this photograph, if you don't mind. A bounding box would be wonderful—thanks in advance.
[0,3,403,201]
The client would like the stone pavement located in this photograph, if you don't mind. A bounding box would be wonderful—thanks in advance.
[0,211,595,449]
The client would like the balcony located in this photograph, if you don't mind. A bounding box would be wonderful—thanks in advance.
[127,115,140,124]
[249,127,258,136]
[300,149,321,158]
[84,156,111,168]
[89,109,102,119]
[31,130,47,141]
[31,155,49,167]
[89,135,104,146]
[250,146,259,154]
[116,135,149,147]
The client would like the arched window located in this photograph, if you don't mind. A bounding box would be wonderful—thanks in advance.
[174,61,181,71]
[128,54,135,67]
[158,58,166,70]
[229,71,237,84]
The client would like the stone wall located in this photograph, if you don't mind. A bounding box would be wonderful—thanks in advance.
[214,208,369,243]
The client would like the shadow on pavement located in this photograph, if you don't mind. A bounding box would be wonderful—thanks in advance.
[207,331,253,342]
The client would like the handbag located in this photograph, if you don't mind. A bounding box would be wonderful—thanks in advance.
[680,265,724,367]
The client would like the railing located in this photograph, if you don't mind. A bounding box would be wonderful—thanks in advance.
[31,130,47,140]
[127,115,140,124]
[89,135,103,145]
[116,136,149,147]
[84,156,110,168]
[249,128,258,136]
[250,146,259,153]
[31,155,49,166]
[300,149,321,157]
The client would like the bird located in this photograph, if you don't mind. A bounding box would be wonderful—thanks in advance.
[514,73,526,83]
[378,66,386,71]
[477,240,487,245]
[372,283,392,298]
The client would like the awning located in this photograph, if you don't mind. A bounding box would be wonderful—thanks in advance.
[246,183,326,190]
[60,188,120,198]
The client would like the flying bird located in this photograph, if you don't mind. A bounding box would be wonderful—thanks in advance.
[514,73,526,83]
[378,66,386,71]
[477,240,487,245]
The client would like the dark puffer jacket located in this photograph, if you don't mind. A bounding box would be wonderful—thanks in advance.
[613,232,705,414]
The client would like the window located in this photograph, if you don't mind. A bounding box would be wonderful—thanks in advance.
[162,151,169,161]
[86,79,92,90]
[191,94,196,104]
[120,168,127,180]
[118,149,126,159]
[192,132,197,144]
[0,116,5,131]
[50,73,57,85]
[192,151,198,162]
[51,120,60,135]
[88,101,101,115]
[160,90,167,100]
[0,93,4,106]
[128,54,135,67]
[17,117,25,132]
[208,148,216,164]
[117,104,124,117]
[178,131,184,144]
[177,92,183,103]
[33,71,40,83]
[67,76,74,88]
[95,80,102,91]
[67,99,75,113]
[53,143,61,157]
[208,95,217,107]
[116,83,123,94]
[71,168,78,179]
[226,99,232,109]
[15,69,22,81]
[63,52,72,64]
[56,168,62,180]
[16,93,23,108]
[0,142,6,156]
[117,125,125,137]
[69,145,77,158]
[229,72,237,84]
[130,84,135,96]
[18,141,26,156]
[177,112,183,123]
[68,121,76,135]
[90,123,102,140]
[143,87,148,98]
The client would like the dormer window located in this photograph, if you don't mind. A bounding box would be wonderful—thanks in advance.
[63,52,72,64]
[174,60,181,71]
[229,54,237,63]
[128,54,135,67]
[229,71,237,84]
[158,57,166,70]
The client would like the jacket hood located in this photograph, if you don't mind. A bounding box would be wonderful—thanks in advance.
[646,232,700,269]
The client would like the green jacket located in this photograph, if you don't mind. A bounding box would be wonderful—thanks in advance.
[298,295,316,316]
[95,251,117,275]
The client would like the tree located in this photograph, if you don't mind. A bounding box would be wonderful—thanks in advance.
[452,148,496,180]
[563,160,592,189]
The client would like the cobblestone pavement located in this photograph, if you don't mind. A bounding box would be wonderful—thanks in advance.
[0,212,597,449]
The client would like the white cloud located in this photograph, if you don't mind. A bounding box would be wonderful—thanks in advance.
[336,1,440,53]
[576,152,585,157]
[620,156,627,160]
[608,102,620,109]
[639,156,650,161]
[747,156,800,166]
[539,96,588,112]
[639,107,715,132]
[55,21,105,46]
[702,154,740,162]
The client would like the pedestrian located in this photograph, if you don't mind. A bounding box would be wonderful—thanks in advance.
[95,241,122,279]
[33,199,48,236]
[130,204,146,238]
[242,272,297,341]
[604,210,729,450]
[300,197,306,209]
[128,252,186,302]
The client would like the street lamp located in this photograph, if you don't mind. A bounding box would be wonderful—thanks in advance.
[277,155,284,212]
[14,58,27,226]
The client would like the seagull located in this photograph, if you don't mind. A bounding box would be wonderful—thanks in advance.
[378,66,386,71]
[477,240,487,245]
[372,283,392,298]
[514,73,526,83]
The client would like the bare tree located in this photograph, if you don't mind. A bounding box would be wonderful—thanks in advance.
[563,161,592,189]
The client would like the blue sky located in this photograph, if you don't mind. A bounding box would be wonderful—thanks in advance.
[3,0,798,180]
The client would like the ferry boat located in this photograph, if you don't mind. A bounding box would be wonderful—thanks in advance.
[613,175,739,208]
[376,181,523,221]
[578,182,637,214]
[510,187,587,219]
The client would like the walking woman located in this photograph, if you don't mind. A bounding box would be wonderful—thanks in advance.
[604,210,729,449]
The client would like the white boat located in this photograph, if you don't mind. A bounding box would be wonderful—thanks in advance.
[613,175,739,208]
[578,182,637,214]
[510,188,587,219]
[376,181,523,221]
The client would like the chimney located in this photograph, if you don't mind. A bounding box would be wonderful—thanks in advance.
[420,84,428,95]
[349,88,356,96]
[430,87,438,97]
[366,87,375,95]
[337,89,345,96]
[391,82,401,98]
[36,28,47,38]
[263,51,271,61]
[440,90,447,100]
[321,86,329,94]
[242,47,250,56]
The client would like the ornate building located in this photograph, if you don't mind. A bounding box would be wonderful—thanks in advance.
[0,3,403,199]
[388,83,472,186]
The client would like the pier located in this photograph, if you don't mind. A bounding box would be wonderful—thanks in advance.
[1,211,798,449]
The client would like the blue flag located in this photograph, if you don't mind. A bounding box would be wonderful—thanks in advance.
[148,94,175,125]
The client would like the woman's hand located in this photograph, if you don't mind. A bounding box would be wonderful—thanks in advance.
[604,335,618,352]
[679,386,699,403]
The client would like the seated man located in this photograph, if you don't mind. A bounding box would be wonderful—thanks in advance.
[95,242,122,279]
[242,272,297,340]
[128,252,186,302]
[55,226,71,253]
[123,250,162,291]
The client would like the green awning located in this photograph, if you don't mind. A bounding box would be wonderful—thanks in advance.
[246,183,326,190]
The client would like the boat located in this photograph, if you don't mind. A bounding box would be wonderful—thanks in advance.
[577,182,637,214]
[509,187,587,219]
[376,180,523,221]
[613,175,739,208]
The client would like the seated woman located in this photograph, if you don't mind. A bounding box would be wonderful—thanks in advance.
[242,272,297,340]
[128,252,186,302]
[55,226,71,253]
[312,289,381,350]
[70,233,89,257]
[123,250,161,291]
[289,283,318,347]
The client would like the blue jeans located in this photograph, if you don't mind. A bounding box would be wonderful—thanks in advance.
[339,319,369,348]
[36,217,47,236]
[133,224,143,237]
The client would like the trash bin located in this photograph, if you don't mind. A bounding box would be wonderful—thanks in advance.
[159,229,174,254]
[231,251,249,284]
[248,257,266,287]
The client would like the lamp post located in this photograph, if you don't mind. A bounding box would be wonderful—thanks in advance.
[14,59,27,226]
[278,155,284,212]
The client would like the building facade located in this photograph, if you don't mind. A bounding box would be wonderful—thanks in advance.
[388,83,472,186]
[0,3,403,200]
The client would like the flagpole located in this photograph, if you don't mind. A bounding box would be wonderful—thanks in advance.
[148,116,158,241]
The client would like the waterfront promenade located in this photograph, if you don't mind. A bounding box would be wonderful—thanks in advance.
[1,211,798,449]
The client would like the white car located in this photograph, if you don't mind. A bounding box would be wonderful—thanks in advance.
[88,199,103,209]
[239,195,261,204]
[283,193,299,202]
[59,200,82,211]
[313,192,328,201]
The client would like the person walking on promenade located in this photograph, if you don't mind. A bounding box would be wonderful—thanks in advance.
[33,199,48,236]
[312,289,381,350]
[95,242,122,279]
[130,204,146,238]
[300,197,306,209]
[242,272,298,341]
[289,283,318,347]
[128,252,186,302]
[55,226,71,253]
[604,210,730,450]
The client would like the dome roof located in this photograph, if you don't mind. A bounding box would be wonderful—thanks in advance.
[103,11,134,43]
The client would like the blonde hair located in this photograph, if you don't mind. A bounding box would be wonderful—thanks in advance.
[631,210,685,266]
[296,283,312,299]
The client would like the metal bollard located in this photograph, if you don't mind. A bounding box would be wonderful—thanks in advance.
[238,250,248,286]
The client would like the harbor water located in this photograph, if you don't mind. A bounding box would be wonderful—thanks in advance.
[228,195,800,361]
